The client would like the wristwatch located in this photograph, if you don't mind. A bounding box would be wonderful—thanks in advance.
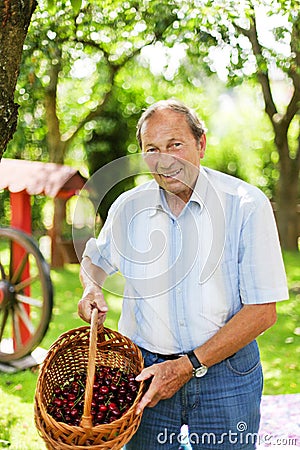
[187,351,208,378]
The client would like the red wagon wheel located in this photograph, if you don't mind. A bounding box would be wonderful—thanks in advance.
[0,227,53,362]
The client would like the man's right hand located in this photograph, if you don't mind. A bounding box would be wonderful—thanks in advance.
[78,256,109,325]
[77,284,108,325]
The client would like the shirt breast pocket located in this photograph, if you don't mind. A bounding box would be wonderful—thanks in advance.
[199,257,238,288]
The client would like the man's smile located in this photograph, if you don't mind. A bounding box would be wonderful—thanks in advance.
[158,168,182,178]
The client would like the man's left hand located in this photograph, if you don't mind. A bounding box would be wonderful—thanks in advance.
[135,356,192,414]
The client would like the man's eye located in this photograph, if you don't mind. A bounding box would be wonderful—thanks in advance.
[172,142,182,149]
[146,148,158,153]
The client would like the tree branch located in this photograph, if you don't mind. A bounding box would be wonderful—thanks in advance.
[285,89,300,129]
[286,17,300,127]
[61,36,155,150]
[234,16,278,123]
[60,9,177,153]
[61,65,116,152]
[45,51,64,163]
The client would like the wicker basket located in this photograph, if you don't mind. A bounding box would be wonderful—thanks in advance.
[34,309,145,449]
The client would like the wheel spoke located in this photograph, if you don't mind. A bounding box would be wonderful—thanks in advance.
[10,253,28,284]
[0,262,6,280]
[14,275,39,292]
[13,313,22,350]
[15,304,35,335]
[0,308,9,342]
[15,293,43,308]
[0,228,53,362]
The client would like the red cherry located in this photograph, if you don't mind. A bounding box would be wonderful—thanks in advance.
[111,406,121,416]
[62,389,69,398]
[70,409,78,418]
[72,381,79,390]
[129,382,138,393]
[54,411,62,420]
[110,383,118,393]
[93,381,100,390]
[53,398,63,407]
[99,385,109,395]
[99,404,108,412]
[126,393,134,402]
[53,386,62,396]
[108,402,117,410]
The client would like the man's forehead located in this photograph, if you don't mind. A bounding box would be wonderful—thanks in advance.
[141,109,189,136]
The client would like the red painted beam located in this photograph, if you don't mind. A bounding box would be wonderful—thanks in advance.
[10,191,31,347]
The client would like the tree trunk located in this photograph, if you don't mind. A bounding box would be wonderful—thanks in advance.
[45,53,67,267]
[274,127,300,250]
[276,169,299,251]
[0,0,37,160]
[50,197,66,268]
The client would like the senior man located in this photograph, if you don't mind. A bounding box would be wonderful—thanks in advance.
[78,99,288,449]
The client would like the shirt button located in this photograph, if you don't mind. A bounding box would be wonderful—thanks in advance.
[176,287,182,294]
[179,320,185,326]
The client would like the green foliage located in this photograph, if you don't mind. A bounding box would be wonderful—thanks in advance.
[70,0,83,15]
[0,191,10,228]
[31,196,48,239]
[83,94,137,220]
[200,81,279,198]
[5,0,299,240]
[0,190,47,238]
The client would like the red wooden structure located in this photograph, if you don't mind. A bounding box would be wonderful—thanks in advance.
[0,158,86,350]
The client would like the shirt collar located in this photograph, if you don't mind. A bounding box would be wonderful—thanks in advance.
[189,165,209,210]
[148,166,209,217]
[148,183,165,217]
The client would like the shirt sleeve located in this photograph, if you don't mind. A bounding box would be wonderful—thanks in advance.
[238,190,289,305]
[82,203,119,276]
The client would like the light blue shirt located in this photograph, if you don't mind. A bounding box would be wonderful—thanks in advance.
[83,166,289,354]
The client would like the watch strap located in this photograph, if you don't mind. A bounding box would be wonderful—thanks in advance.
[187,350,201,369]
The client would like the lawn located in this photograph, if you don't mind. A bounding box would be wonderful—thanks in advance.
[0,252,299,449]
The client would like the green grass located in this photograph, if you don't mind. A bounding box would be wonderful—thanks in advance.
[0,252,299,449]
[257,251,300,394]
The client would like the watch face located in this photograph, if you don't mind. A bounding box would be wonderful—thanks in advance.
[194,365,208,378]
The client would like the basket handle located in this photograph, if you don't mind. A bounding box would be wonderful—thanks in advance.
[80,307,99,429]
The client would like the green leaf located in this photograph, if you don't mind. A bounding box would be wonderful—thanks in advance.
[47,0,56,14]
[70,0,82,14]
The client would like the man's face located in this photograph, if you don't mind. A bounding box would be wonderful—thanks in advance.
[140,109,206,203]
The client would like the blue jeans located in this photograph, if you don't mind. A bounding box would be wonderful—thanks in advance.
[125,340,263,449]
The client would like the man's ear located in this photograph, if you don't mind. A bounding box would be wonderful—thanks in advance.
[199,134,206,159]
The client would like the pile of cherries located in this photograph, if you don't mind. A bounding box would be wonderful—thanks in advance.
[47,366,139,426]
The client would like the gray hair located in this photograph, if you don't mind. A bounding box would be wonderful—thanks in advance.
[136,99,207,149]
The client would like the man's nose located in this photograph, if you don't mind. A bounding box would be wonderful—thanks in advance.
[157,152,175,168]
